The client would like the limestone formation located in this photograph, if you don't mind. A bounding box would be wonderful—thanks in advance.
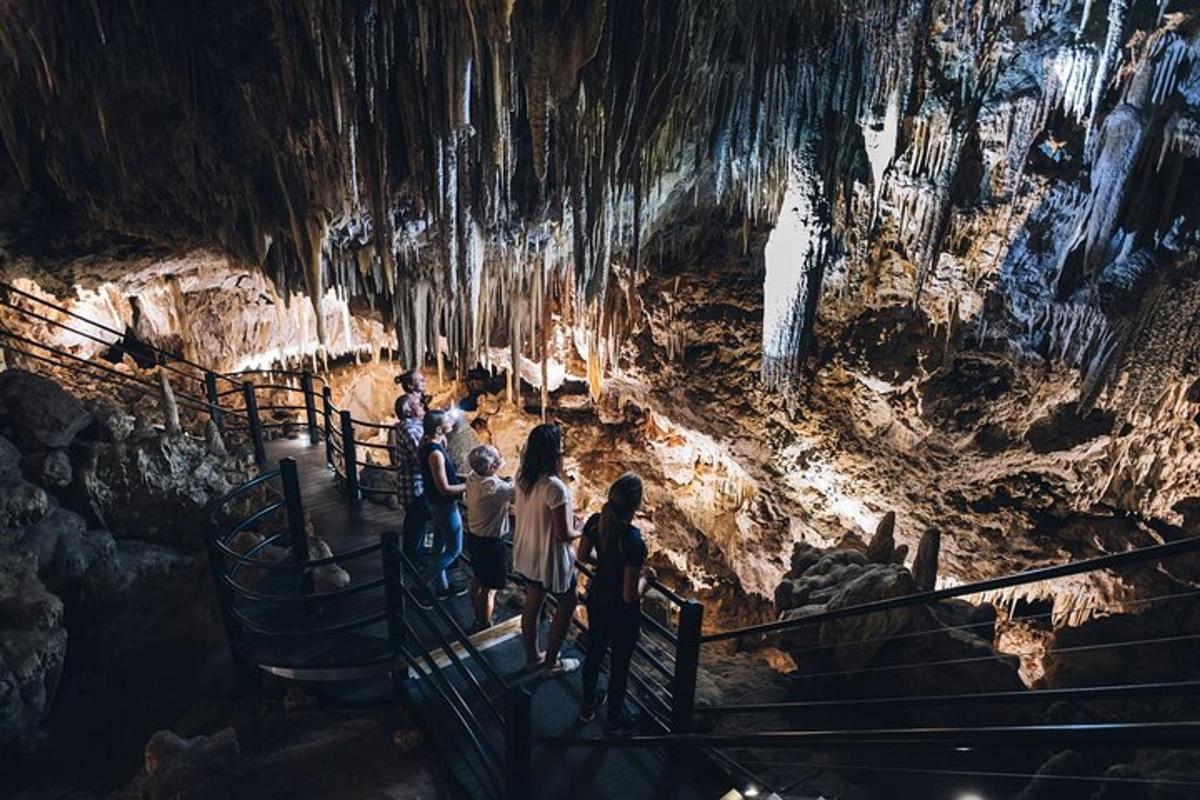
[864,511,896,563]
[911,528,941,592]
[157,370,182,437]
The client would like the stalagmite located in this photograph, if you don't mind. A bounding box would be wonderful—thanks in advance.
[865,511,897,564]
[912,528,941,592]
[206,420,227,458]
[157,370,181,437]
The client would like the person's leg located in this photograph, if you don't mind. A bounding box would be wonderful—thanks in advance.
[470,577,485,626]
[482,589,495,626]
[401,497,428,564]
[581,602,613,706]
[431,505,463,593]
[543,586,578,670]
[606,614,641,724]
[520,582,546,665]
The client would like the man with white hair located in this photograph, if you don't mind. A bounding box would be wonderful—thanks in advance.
[464,444,514,631]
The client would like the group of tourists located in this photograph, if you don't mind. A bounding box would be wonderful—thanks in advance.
[388,369,654,734]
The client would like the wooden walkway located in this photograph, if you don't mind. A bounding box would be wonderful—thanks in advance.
[261,437,728,800]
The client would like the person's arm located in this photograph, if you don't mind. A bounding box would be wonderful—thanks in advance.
[621,542,653,604]
[428,450,465,496]
[549,501,581,544]
[577,534,596,565]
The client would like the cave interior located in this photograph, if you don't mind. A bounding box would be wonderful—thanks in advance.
[2,1,1200,799]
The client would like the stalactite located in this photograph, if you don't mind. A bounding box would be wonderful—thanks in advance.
[1085,0,1130,153]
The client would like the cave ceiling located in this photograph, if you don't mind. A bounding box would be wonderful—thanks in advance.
[2,0,1200,406]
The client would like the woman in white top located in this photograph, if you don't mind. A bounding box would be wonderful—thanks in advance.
[512,423,581,676]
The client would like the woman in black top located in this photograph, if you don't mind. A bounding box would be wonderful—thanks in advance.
[578,472,655,735]
[419,411,467,599]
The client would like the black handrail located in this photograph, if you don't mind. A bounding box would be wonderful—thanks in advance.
[697,679,1200,715]
[0,280,234,384]
[532,720,1200,749]
[702,532,1200,644]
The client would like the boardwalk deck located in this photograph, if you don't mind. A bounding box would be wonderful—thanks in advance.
[261,436,728,800]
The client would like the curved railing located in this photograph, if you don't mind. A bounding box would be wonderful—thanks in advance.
[203,457,401,683]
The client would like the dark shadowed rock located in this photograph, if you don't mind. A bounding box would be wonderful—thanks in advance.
[0,479,49,528]
[0,370,92,450]
[0,551,63,631]
[912,527,941,591]
[1016,750,1092,800]
[0,552,67,750]
[127,728,242,800]
[33,449,72,488]
[12,504,86,571]
[0,436,21,483]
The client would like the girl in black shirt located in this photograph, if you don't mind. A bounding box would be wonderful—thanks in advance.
[578,473,655,734]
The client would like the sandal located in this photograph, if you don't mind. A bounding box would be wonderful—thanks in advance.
[541,657,580,677]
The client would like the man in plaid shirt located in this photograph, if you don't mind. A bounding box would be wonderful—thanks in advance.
[390,392,429,568]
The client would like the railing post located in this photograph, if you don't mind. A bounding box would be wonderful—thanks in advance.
[301,370,319,445]
[280,457,312,598]
[322,387,334,468]
[203,520,260,693]
[381,529,406,648]
[670,599,704,734]
[340,410,360,501]
[503,686,533,800]
[204,371,223,433]
[242,382,266,467]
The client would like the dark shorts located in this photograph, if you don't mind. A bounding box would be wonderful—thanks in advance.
[465,534,507,590]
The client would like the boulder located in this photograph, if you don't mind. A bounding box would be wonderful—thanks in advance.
[1017,750,1091,800]
[0,479,49,528]
[123,728,242,800]
[0,552,67,750]
[11,504,87,571]
[0,552,63,630]
[0,370,92,450]
[0,627,68,750]
[29,449,72,488]
[0,436,21,483]
[359,465,399,508]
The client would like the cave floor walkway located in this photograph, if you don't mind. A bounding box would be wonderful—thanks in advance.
[262,437,726,800]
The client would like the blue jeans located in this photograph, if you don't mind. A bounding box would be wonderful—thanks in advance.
[426,499,463,592]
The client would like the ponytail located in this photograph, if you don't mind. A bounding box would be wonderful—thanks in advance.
[597,473,644,554]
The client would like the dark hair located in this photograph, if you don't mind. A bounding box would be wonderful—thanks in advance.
[395,369,420,392]
[423,410,448,439]
[598,473,643,554]
[517,423,562,492]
